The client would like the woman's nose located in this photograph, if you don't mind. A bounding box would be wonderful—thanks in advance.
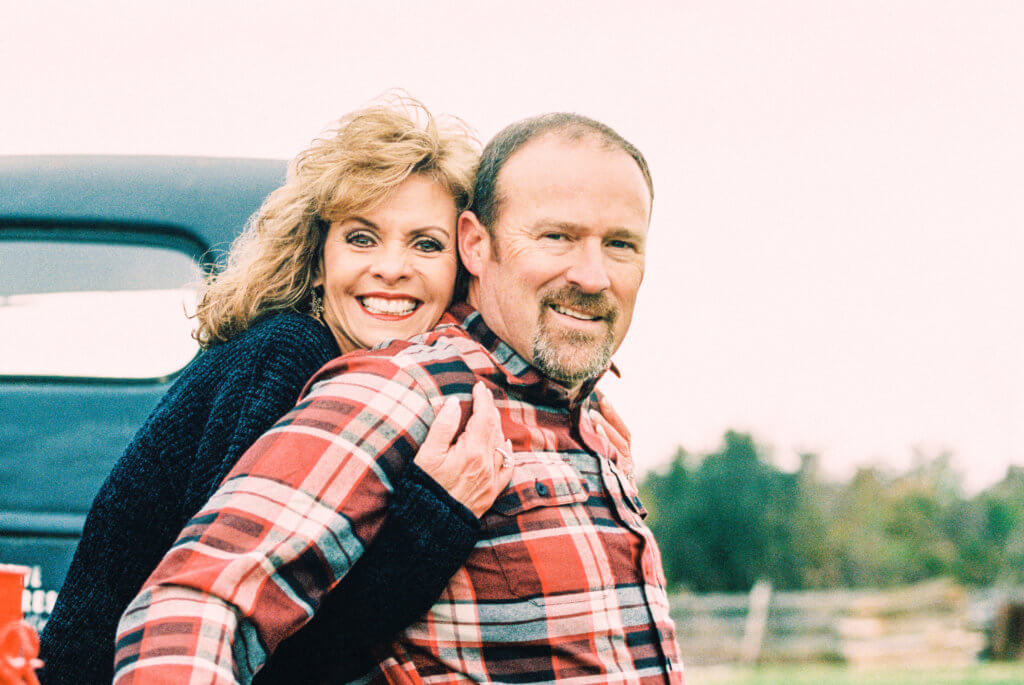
[368,244,411,283]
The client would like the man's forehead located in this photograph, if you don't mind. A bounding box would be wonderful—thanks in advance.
[502,130,622,171]
[495,134,652,219]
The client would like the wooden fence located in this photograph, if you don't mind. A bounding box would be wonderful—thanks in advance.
[670,579,989,667]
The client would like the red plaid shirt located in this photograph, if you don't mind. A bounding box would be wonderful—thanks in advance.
[114,304,683,684]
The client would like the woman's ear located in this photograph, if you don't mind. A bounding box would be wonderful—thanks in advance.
[311,216,331,288]
[458,210,490,277]
[311,245,325,288]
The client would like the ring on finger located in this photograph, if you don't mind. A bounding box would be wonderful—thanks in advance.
[496,445,514,469]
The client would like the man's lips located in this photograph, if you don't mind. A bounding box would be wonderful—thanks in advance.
[357,294,421,321]
[546,303,608,328]
[548,303,604,321]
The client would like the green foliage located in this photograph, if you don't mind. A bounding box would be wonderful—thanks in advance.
[640,433,1024,592]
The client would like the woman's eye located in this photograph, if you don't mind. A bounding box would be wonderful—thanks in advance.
[414,238,444,253]
[346,233,376,247]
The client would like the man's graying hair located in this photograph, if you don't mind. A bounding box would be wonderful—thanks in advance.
[471,112,653,232]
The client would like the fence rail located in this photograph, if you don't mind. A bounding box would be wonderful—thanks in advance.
[670,579,1002,666]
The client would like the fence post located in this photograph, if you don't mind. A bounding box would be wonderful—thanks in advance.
[741,579,772,664]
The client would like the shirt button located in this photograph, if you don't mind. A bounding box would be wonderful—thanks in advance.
[536,482,549,496]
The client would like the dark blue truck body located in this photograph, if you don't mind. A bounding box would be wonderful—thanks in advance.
[0,155,286,627]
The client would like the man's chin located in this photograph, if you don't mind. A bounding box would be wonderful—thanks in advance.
[532,342,611,387]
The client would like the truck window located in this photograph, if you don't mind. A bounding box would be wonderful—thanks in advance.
[0,238,201,380]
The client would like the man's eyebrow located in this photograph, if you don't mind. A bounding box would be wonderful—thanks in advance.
[529,221,646,243]
[529,220,586,232]
[606,227,647,243]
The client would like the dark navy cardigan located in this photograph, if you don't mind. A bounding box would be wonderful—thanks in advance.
[39,313,480,684]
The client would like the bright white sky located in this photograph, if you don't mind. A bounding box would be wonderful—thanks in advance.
[3,1,1021,491]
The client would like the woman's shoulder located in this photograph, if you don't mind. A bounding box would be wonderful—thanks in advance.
[165,312,337,400]
[226,311,335,351]
[203,312,338,367]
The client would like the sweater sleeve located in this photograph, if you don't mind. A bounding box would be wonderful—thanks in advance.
[37,408,196,685]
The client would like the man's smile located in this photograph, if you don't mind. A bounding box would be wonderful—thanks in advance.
[549,303,602,321]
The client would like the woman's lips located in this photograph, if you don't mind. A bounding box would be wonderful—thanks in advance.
[357,295,421,321]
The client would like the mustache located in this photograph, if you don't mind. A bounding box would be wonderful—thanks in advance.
[540,287,618,322]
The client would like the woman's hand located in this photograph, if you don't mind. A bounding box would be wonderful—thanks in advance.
[414,382,514,519]
[589,404,635,480]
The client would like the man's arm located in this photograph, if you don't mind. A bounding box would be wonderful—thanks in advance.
[112,356,435,684]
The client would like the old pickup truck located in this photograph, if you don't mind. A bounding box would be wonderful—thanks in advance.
[0,155,285,628]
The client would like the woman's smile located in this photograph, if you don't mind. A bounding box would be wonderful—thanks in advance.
[358,293,422,320]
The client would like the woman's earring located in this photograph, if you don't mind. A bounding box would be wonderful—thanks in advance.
[310,289,324,319]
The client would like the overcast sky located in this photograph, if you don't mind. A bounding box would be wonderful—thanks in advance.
[3,1,1021,491]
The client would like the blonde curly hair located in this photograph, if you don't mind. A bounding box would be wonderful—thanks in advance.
[193,96,479,347]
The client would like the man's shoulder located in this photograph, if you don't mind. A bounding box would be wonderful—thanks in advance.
[303,321,486,400]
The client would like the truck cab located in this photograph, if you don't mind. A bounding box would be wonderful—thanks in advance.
[0,156,285,628]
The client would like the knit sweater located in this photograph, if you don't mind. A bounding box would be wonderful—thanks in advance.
[39,312,480,684]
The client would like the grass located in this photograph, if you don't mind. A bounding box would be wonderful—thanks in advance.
[688,663,1024,685]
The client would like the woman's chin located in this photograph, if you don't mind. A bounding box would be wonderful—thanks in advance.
[360,315,439,347]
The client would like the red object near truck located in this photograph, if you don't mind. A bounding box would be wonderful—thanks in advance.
[0,564,41,685]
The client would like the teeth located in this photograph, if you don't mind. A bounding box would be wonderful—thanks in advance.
[361,297,418,315]
[552,304,599,321]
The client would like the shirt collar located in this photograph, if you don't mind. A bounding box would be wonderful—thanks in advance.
[445,302,618,408]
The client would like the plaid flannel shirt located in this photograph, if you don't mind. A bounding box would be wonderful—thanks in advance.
[114,304,684,684]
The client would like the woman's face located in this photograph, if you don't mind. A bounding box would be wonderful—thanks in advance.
[316,174,459,353]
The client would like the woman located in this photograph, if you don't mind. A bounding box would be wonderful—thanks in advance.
[38,99,513,685]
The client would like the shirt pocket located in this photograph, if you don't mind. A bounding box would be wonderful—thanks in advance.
[610,461,648,520]
[481,457,611,605]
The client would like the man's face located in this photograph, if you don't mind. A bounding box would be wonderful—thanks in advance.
[461,134,651,395]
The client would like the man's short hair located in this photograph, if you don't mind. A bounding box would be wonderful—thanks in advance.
[471,113,653,233]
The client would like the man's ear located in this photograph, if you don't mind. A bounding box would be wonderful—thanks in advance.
[458,210,490,277]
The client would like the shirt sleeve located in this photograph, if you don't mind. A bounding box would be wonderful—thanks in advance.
[112,355,435,684]
[254,462,481,683]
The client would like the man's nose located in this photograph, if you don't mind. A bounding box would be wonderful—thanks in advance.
[369,244,411,283]
[565,239,611,293]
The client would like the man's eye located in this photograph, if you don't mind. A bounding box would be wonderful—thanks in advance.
[414,238,444,253]
[346,233,376,247]
[608,239,637,251]
[542,232,567,241]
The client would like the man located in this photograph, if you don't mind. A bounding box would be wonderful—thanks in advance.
[113,114,683,684]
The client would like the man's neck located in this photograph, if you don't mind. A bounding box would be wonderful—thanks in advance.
[465,293,590,402]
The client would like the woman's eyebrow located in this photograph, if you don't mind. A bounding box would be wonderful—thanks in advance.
[340,216,378,230]
[408,225,451,235]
